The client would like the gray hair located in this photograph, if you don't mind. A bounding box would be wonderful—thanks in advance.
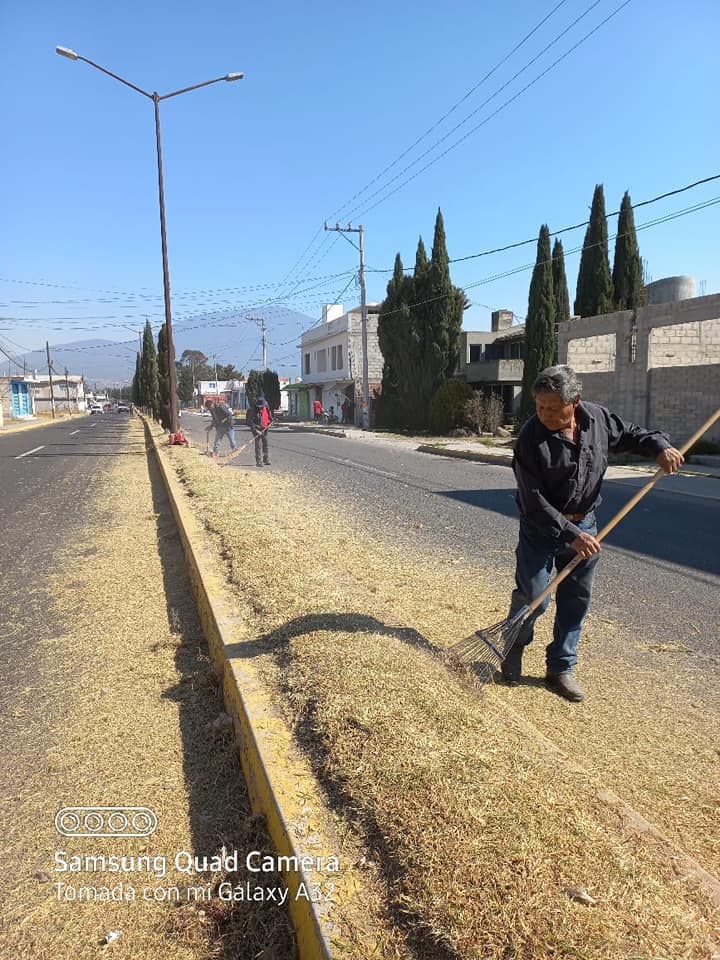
[533,365,583,403]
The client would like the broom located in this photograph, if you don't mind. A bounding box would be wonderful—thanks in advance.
[217,423,271,466]
[448,406,720,679]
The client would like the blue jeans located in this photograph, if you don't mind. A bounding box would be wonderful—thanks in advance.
[213,425,237,454]
[508,514,599,674]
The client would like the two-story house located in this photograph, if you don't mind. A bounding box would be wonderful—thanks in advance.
[456,310,526,415]
[295,304,384,423]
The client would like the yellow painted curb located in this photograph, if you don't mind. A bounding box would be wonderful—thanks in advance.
[142,418,370,960]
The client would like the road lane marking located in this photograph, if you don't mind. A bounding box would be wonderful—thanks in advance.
[15,445,45,459]
[69,429,80,435]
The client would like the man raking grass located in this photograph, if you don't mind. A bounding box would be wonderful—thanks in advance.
[204,396,238,457]
[451,364,701,703]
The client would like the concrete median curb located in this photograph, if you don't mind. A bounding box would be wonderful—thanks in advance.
[416,442,513,467]
[142,418,374,960]
[287,424,347,439]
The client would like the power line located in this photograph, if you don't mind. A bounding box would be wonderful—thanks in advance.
[377,194,720,320]
[351,0,633,222]
[281,3,576,319]
[366,173,720,274]
[330,0,590,222]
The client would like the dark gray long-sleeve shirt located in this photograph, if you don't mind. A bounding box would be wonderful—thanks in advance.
[512,401,671,543]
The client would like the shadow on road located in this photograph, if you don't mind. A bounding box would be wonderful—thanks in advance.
[439,484,720,577]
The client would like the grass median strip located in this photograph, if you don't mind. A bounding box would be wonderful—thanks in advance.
[161,437,720,959]
[0,419,294,960]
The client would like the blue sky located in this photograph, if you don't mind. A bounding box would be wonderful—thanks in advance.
[1,0,718,379]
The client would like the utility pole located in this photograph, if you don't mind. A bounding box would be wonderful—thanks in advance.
[248,316,267,370]
[64,367,72,415]
[46,341,56,419]
[324,222,369,429]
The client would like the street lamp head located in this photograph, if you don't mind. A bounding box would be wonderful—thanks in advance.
[56,45,79,60]
[225,72,244,81]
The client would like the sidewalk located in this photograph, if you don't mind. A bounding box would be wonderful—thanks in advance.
[0,413,76,435]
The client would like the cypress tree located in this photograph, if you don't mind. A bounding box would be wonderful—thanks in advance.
[414,236,428,276]
[520,225,556,421]
[132,352,141,406]
[551,238,570,362]
[141,319,160,420]
[612,191,646,310]
[262,369,281,412]
[406,210,466,428]
[574,184,614,317]
[377,254,403,424]
[157,323,172,430]
[246,369,264,407]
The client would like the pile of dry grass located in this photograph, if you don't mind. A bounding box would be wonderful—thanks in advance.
[162,441,720,959]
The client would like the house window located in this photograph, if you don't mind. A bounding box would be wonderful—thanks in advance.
[469,345,482,362]
[331,346,337,370]
[317,350,327,372]
[304,353,310,375]
[337,344,343,368]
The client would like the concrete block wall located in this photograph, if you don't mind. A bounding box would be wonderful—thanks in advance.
[567,333,616,373]
[348,312,384,382]
[558,293,720,445]
[649,318,720,368]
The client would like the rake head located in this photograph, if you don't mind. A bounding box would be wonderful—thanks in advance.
[446,607,529,681]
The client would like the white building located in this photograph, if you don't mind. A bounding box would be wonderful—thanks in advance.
[298,303,383,422]
[196,378,291,413]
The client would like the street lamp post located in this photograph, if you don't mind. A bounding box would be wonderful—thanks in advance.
[56,46,243,434]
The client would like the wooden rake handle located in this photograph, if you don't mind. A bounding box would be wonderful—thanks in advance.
[525,405,720,616]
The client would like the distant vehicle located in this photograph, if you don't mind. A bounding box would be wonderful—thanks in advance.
[117,403,130,413]
[88,403,103,414]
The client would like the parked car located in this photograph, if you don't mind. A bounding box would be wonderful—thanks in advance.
[88,403,103,414]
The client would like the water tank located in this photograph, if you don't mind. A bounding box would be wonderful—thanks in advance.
[645,276,696,305]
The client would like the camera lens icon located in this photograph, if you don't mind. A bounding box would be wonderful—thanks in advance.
[55,806,158,838]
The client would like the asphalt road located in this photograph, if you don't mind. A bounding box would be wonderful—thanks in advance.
[186,416,719,657]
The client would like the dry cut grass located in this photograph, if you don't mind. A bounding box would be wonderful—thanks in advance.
[0,419,294,960]
[163,439,720,960]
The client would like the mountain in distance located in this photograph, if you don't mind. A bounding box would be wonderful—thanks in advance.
[14,306,318,385]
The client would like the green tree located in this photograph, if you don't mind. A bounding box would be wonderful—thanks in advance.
[520,225,556,421]
[216,362,242,380]
[376,211,466,430]
[140,319,160,420]
[245,369,264,407]
[412,209,466,426]
[376,253,413,427]
[551,238,570,362]
[414,236,428,275]
[176,362,195,404]
[179,349,212,382]
[574,184,614,317]
[612,190,646,310]
[428,378,473,434]
[262,369,281,412]
[157,323,172,430]
[132,352,141,406]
